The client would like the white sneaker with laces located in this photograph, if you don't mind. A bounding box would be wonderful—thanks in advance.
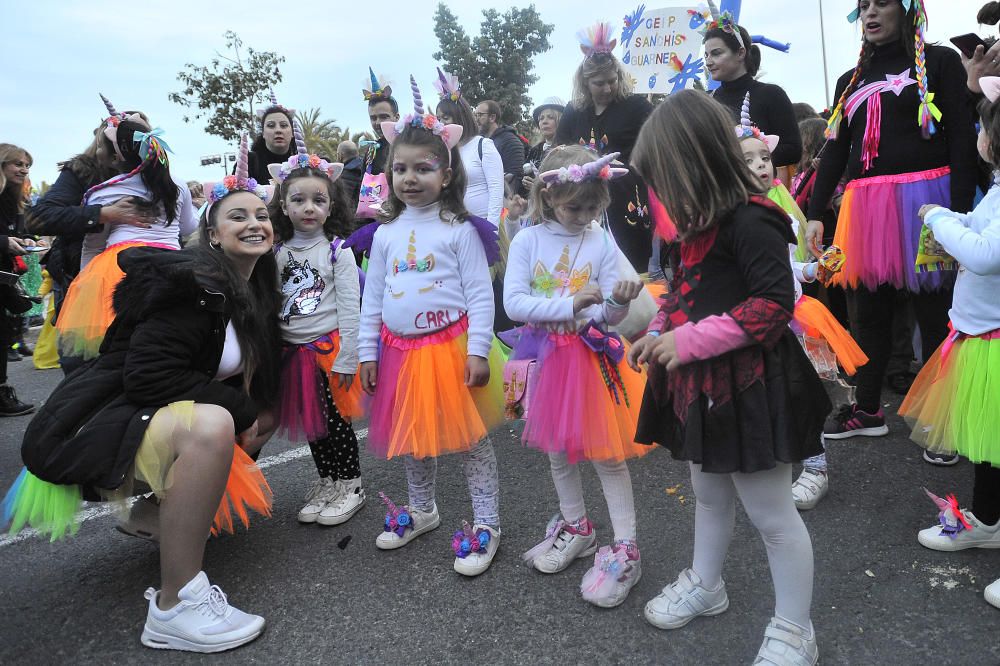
[985,578,1000,609]
[453,525,501,577]
[918,509,1000,551]
[375,505,440,550]
[753,617,818,665]
[297,477,340,524]
[792,469,828,511]
[644,568,729,629]
[529,516,598,574]
[317,479,366,526]
[141,571,265,653]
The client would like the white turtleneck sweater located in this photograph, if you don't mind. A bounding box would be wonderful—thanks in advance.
[503,220,629,330]
[359,203,495,361]
[276,227,360,373]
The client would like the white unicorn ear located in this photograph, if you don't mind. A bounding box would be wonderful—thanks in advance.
[763,134,780,153]
[442,124,464,150]
[260,184,275,204]
[381,121,400,144]
[267,163,285,183]
[982,77,1000,103]
[326,163,344,182]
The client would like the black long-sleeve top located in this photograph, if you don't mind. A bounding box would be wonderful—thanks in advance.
[27,167,105,283]
[713,73,802,168]
[807,41,978,219]
[556,94,654,164]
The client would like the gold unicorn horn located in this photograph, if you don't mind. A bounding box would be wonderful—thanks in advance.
[407,231,416,263]
[554,245,571,274]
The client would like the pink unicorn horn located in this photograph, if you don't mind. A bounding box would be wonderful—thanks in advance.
[292,117,308,155]
[269,88,279,107]
[410,75,424,116]
[99,93,119,118]
[236,132,250,184]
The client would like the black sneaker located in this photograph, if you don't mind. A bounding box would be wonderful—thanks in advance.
[922,450,961,466]
[823,404,889,440]
[0,385,34,417]
[887,372,915,396]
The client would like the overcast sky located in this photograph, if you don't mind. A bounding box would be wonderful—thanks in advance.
[1,0,980,187]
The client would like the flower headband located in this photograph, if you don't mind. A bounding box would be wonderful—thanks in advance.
[381,75,464,162]
[578,21,618,58]
[699,10,744,49]
[734,93,779,152]
[267,118,344,183]
[99,93,143,161]
[363,67,393,102]
[256,88,295,124]
[539,151,629,187]
[434,67,461,102]
[203,133,270,210]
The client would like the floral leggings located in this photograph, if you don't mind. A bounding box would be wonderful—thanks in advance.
[402,438,499,528]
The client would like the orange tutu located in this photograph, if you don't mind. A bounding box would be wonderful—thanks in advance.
[368,317,506,459]
[57,241,174,359]
[794,295,868,376]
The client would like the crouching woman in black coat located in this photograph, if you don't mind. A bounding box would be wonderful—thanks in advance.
[2,184,282,653]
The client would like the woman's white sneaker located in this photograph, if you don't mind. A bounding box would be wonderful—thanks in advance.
[317,479,366,526]
[141,572,264,653]
[644,568,729,629]
[524,515,598,574]
[917,489,1000,551]
[753,617,818,665]
[297,477,340,524]
[985,578,1000,609]
[792,469,828,511]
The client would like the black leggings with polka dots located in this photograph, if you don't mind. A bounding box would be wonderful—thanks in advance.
[308,374,361,481]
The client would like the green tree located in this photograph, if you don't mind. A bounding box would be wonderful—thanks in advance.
[433,3,553,127]
[169,31,285,141]
[296,108,343,157]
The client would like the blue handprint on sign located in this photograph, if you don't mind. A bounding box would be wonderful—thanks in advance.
[668,54,705,93]
[620,4,645,46]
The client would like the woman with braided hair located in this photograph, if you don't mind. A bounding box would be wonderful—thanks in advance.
[805,0,978,449]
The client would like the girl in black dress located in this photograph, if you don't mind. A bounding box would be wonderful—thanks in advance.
[629,90,829,665]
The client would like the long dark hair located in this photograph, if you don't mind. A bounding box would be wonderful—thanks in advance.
[105,119,180,223]
[703,24,761,77]
[380,126,468,222]
[198,198,282,406]
[632,90,766,240]
[268,168,355,242]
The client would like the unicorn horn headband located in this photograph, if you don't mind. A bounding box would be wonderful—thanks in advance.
[363,67,393,102]
[99,92,143,161]
[734,92,779,152]
[266,117,345,184]
[204,132,271,213]
[380,75,464,163]
[434,67,461,102]
[577,21,618,58]
[699,10,744,49]
[256,88,295,122]
[539,151,629,186]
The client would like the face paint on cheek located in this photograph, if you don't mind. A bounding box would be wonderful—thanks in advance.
[422,156,443,172]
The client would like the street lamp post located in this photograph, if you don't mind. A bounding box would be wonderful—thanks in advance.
[199,152,237,176]
[819,0,831,109]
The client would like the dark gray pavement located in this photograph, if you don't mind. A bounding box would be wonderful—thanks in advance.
[1,351,998,665]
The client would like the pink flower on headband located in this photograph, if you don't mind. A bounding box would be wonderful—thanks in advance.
[308,155,321,168]
[567,164,584,181]
[599,165,611,179]
[223,175,237,189]
[422,115,438,130]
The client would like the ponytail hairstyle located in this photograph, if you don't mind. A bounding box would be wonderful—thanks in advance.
[83,119,180,222]
[702,23,761,77]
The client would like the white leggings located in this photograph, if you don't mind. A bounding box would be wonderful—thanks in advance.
[689,462,813,630]
[548,453,637,542]
[402,438,499,527]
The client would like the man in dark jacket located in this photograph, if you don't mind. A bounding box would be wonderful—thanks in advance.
[474,100,526,193]
[337,140,364,218]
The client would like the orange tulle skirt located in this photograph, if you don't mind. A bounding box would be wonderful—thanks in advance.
[57,241,174,359]
[367,317,506,459]
[121,401,272,535]
[793,295,868,376]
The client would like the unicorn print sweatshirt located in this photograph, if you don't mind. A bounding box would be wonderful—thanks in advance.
[359,203,494,361]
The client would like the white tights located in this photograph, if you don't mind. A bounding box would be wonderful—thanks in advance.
[548,453,637,542]
[402,438,499,527]
[689,462,813,630]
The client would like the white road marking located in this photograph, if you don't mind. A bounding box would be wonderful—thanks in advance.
[0,428,367,549]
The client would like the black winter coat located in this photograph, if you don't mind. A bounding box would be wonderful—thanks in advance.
[21,248,259,494]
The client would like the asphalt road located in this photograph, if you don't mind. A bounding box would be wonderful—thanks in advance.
[1,349,998,665]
